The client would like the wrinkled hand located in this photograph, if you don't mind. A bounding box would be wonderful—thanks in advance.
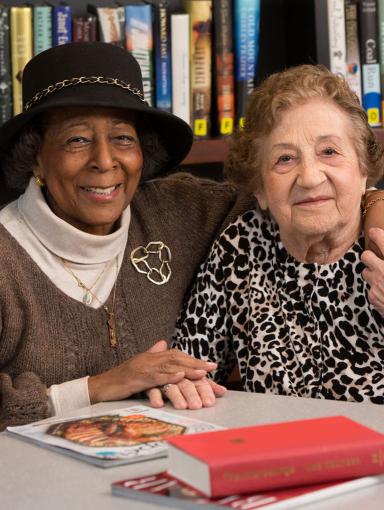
[88,340,217,404]
[147,376,227,410]
[362,227,384,316]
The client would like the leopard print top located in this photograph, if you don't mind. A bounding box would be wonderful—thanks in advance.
[173,208,384,404]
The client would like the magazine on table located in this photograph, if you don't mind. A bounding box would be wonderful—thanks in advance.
[6,404,222,468]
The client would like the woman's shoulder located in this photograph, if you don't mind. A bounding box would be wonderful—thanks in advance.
[219,207,272,243]
[205,207,274,268]
[136,173,232,202]
[132,173,256,235]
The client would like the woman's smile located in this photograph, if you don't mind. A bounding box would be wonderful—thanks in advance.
[79,183,123,202]
[294,196,333,207]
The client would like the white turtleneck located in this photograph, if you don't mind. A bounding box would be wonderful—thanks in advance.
[0,178,130,416]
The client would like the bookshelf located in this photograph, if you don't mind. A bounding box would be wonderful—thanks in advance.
[0,0,315,172]
[182,138,230,165]
[2,1,383,169]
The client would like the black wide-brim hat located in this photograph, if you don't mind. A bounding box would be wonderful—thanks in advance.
[0,42,193,177]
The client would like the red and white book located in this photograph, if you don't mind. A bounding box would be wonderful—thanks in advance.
[167,415,384,498]
[112,471,384,510]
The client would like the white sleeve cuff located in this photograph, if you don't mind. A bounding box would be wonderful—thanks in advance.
[47,376,91,417]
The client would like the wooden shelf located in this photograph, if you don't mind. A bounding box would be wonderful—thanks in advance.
[182,128,384,167]
[182,138,230,166]
[375,128,384,146]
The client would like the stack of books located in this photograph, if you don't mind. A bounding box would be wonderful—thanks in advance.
[112,415,384,509]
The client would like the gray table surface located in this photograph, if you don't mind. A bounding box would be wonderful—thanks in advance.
[1,391,384,510]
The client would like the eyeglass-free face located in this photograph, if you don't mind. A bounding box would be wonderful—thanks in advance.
[33,106,143,236]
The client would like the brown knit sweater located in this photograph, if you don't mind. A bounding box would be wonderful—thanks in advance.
[0,174,254,429]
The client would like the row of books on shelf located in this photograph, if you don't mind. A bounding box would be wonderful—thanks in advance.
[7,408,384,509]
[318,0,384,128]
[0,0,261,140]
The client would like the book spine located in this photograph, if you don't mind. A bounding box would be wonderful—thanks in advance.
[377,0,384,118]
[33,6,52,56]
[53,5,72,46]
[0,6,12,124]
[125,4,154,106]
[213,0,235,137]
[327,0,347,75]
[210,443,384,497]
[360,0,382,127]
[73,16,97,43]
[183,0,212,139]
[10,6,33,116]
[234,0,261,128]
[153,1,172,112]
[90,6,124,47]
[171,13,190,125]
[315,0,330,68]
[72,17,85,43]
[344,0,362,103]
[84,15,97,42]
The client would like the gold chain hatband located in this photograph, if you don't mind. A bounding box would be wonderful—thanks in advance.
[25,76,145,111]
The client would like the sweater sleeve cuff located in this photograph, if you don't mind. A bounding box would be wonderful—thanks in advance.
[0,372,49,429]
[47,376,90,417]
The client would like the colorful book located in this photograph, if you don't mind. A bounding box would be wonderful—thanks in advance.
[171,13,190,125]
[360,0,382,127]
[72,15,97,42]
[52,3,72,46]
[167,416,384,498]
[377,0,384,117]
[33,4,52,56]
[233,0,261,128]
[7,404,221,468]
[327,0,347,76]
[213,0,235,137]
[183,0,212,139]
[10,6,33,116]
[125,3,154,105]
[345,0,362,102]
[112,471,384,510]
[0,6,12,125]
[153,0,172,112]
[87,5,125,47]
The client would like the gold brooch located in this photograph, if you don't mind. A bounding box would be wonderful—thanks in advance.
[130,242,171,285]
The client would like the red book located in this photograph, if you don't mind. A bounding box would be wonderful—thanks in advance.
[111,471,384,509]
[166,416,384,498]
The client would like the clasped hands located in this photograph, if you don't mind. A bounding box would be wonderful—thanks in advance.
[88,339,226,410]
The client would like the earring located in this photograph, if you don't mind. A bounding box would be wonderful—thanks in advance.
[34,175,45,188]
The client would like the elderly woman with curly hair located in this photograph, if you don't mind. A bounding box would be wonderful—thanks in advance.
[169,64,384,405]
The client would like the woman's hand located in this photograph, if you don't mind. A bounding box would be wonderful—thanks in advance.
[362,190,384,257]
[362,227,384,316]
[146,377,227,410]
[88,340,217,404]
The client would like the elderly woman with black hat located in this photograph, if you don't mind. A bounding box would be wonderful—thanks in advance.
[0,42,256,429]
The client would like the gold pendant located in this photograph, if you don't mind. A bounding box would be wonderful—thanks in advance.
[107,314,118,347]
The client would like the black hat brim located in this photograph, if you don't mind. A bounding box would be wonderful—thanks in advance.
[0,82,193,176]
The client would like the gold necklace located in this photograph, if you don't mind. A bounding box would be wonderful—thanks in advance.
[60,257,119,348]
[62,259,110,306]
